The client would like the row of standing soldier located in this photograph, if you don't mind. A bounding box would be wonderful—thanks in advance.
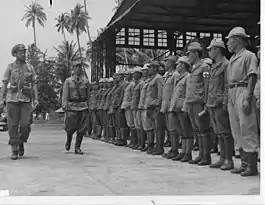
[86,26,260,177]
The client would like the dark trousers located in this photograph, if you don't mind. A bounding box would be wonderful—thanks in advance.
[6,102,32,145]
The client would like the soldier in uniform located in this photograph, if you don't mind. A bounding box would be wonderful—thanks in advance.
[130,67,143,149]
[108,73,121,144]
[143,61,164,154]
[168,56,193,162]
[93,79,104,140]
[88,82,98,138]
[121,69,136,148]
[226,27,259,176]
[0,44,38,160]
[185,42,212,166]
[206,39,234,170]
[111,70,128,146]
[98,78,111,141]
[62,61,90,155]
[159,56,180,157]
[137,64,150,151]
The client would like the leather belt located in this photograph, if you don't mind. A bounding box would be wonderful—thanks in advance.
[228,83,247,89]
[68,98,87,102]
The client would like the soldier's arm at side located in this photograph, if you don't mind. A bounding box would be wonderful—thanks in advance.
[245,53,259,99]
[156,76,164,107]
[62,79,69,109]
[0,65,11,101]
[222,62,229,105]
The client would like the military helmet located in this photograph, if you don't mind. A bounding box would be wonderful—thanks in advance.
[11,44,27,57]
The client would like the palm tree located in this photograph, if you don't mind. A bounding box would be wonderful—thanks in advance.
[55,13,70,42]
[67,4,90,58]
[22,2,47,47]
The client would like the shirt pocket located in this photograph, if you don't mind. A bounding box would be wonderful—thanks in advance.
[22,72,33,86]
[10,69,19,85]
[79,84,87,98]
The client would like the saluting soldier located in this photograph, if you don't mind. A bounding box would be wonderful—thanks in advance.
[158,56,179,157]
[185,42,212,166]
[143,61,164,154]
[206,39,234,170]
[121,69,136,148]
[62,61,90,155]
[0,44,38,160]
[137,64,150,151]
[226,27,259,176]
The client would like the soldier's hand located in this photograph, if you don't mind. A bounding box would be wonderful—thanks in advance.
[243,98,252,116]
[34,100,39,108]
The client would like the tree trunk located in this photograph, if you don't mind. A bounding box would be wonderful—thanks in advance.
[63,31,66,42]
[83,0,92,44]
[33,18,37,47]
[76,30,88,79]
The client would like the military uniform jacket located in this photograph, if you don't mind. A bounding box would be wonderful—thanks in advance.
[2,61,36,103]
[62,75,90,111]
[254,66,260,101]
[111,81,128,110]
[96,88,107,110]
[121,81,135,109]
[160,70,180,113]
[138,78,149,110]
[103,86,118,111]
[185,60,210,104]
[169,71,190,113]
[144,73,164,109]
[131,80,143,110]
[206,57,229,108]
[98,88,110,110]
[89,89,98,111]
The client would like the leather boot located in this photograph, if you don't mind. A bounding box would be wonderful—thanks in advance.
[164,131,179,159]
[137,129,143,150]
[75,134,84,155]
[130,128,137,149]
[140,130,147,151]
[127,128,134,148]
[18,143,25,157]
[110,127,116,144]
[152,129,165,155]
[113,128,120,145]
[231,148,248,174]
[65,133,73,151]
[210,136,225,168]
[11,145,18,160]
[210,132,219,154]
[198,133,212,166]
[132,129,140,150]
[241,152,258,177]
[172,133,185,161]
[117,128,127,146]
[146,130,155,154]
[164,132,171,147]
[181,138,193,162]
[96,125,102,139]
[220,136,234,170]
[189,134,203,164]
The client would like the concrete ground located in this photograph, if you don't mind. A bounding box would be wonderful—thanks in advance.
[0,123,260,196]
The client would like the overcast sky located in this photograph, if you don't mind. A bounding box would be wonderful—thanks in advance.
[0,0,116,80]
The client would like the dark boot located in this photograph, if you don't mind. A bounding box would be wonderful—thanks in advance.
[220,136,234,170]
[189,134,203,164]
[65,133,73,151]
[127,128,134,148]
[210,132,218,154]
[152,129,165,155]
[198,133,212,166]
[117,128,127,146]
[18,143,25,157]
[210,136,225,168]
[164,132,171,147]
[231,148,248,174]
[75,134,84,155]
[131,128,138,149]
[11,145,18,160]
[140,130,147,151]
[181,138,193,162]
[172,133,185,161]
[164,131,179,159]
[241,152,258,177]
[133,129,141,150]
[146,130,155,154]
[95,125,102,139]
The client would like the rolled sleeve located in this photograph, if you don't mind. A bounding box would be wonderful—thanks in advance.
[246,53,259,77]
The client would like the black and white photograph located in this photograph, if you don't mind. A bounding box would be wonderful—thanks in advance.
[0,0,262,204]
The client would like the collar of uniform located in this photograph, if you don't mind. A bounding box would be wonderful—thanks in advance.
[230,48,246,62]
[191,60,203,72]
[212,56,226,69]
[149,73,158,81]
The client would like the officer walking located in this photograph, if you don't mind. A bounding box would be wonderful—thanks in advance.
[226,27,259,176]
[0,44,38,160]
[61,61,90,155]
[206,39,234,170]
